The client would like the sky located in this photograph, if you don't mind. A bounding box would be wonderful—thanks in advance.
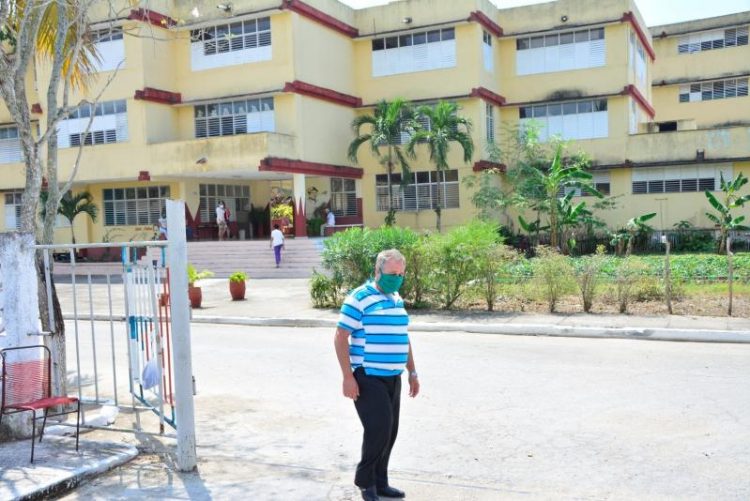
[338,0,750,26]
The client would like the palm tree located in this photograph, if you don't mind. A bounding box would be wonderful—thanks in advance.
[407,101,474,232]
[348,99,415,226]
[41,190,98,245]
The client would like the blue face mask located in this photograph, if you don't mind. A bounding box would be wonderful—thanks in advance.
[376,268,404,294]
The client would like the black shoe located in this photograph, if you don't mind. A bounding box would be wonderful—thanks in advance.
[377,485,405,498]
[360,486,380,501]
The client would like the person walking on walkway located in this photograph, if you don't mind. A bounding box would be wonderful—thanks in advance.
[270,223,285,268]
[334,249,420,501]
[216,201,229,241]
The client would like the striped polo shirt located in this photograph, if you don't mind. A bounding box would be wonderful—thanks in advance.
[337,281,410,377]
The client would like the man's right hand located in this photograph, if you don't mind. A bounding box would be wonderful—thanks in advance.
[343,374,359,401]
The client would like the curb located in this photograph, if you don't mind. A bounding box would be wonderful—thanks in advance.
[188,315,750,344]
[62,313,750,344]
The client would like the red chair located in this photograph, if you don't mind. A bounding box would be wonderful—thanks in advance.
[0,345,80,462]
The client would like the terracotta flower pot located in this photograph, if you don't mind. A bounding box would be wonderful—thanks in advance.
[229,280,246,301]
[188,285,202,308]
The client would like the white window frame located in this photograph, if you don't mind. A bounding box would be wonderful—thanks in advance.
[375,170,459,212]
[679,77,749,103]
[482,30,493,72]
[0,126,22,164]
[519,99,608,141]
[677,26,748,54]
[485,103,495,143]
[91,26,125,72]
[190,17,272,71]
[3,191,22,230]
[631,166,733,194]
[194,97,275,138]
[199,184,250,223]
[371,27,456,77]
[103,186,170,226]
[58,99,128,148]
[330,178,357,217]
[516,27,605,76]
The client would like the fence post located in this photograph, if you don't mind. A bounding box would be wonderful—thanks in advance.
[727,236,733,317]
[662,235,672,315]
[166,200,197,471]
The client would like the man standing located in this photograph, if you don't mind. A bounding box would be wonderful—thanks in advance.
[334,249,420,501]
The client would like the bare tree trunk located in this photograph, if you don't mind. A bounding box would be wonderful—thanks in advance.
[664,240,672,314]
[435,172,443,233]
[727,236,733,317]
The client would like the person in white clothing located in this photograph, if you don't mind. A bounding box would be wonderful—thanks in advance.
[216,201,228,241]
[270,223,285,268]
[321,208,336,236]
[158,211,168,239]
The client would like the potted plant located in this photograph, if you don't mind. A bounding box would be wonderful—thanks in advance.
[187,264,214,308]
[228,271,248,300]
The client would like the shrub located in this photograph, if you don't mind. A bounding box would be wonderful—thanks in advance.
[401,236,431,308]
[475,245,519,311]
[574,245,605,312]
[426,220,501,309]
[614,258,648,313]
[531,246,575,312]
[187,264,213,286]
[309,270,343,308]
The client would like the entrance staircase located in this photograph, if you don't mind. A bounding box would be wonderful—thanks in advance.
[146,238,326,279]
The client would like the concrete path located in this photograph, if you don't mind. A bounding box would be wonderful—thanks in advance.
[60,325,750,500]
[0,436,137,500]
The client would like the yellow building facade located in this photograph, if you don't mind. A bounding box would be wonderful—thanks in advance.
[1,0,748,243]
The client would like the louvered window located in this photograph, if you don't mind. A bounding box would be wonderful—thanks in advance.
[486,103,495,143]
[679,77,748,103]
[678,26,748,54]
[3,191,22,230]
[372,28,456,77]
[375,170,459,212]
[482,30,493,72]
[103,186,170,226]
[190,17,272,71]
[519,99,608,141]
[0,126,22,164]
[516,27,605,75]
[330,178,358,217]
[91,26,124,72]
[195,97,274,138]
[58,100,128,148]
[632,166,730,194]
[199,184,250,223]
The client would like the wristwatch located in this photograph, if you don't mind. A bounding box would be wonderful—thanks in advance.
[409,371,418,378]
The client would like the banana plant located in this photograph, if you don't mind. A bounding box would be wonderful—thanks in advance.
[705,172,750,254]
[625,212,657,256]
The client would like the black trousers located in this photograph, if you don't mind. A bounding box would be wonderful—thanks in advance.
[353,367,402,489]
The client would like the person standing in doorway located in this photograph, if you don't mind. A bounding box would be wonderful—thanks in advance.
[216,201,228,241]
[334,249,419,501]
[321,207,336,236]
[270,223,284,268]
[158,211,168,240]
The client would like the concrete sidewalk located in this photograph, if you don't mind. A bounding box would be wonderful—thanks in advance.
[0,435,137,501]
[58,277,750,343]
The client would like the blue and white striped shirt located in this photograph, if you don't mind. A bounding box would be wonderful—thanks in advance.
[337,282,410,377]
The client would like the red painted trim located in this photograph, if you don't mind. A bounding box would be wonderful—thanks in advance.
[294,197,307,237]
[470,87,507,107]
[283,80,362,107]
[128,8,177,28]
[260,157,363,179]
[622,84,656,118]
[134,87,182,105]
[31,103,43,114]
[281,0,358,38]
[621,11,655,61]
[468,11,503,37]
[473,160,506,173]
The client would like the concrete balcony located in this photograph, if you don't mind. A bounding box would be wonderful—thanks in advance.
[146,131,298,179]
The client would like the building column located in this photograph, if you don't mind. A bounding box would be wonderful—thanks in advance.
[293,173,307,237]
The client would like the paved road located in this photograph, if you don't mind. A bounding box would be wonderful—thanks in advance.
[61,324,750,500]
